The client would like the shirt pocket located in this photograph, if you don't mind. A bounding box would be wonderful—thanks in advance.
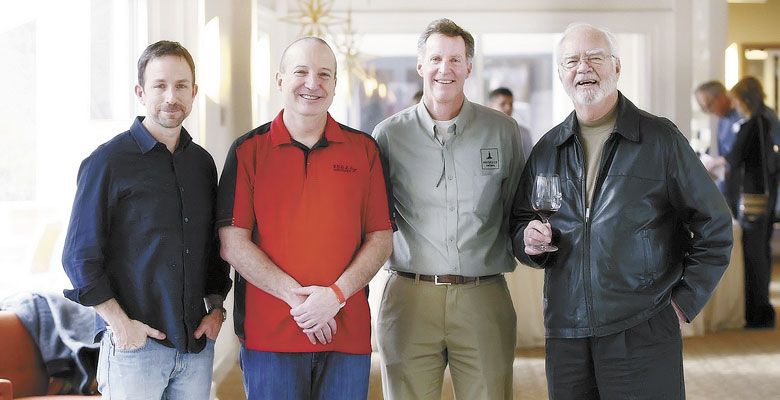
[472,172,503,218]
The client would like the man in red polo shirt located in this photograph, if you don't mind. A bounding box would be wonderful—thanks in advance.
[217,37,393,399]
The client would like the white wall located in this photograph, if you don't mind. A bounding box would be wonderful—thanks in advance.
[246,0,724,138]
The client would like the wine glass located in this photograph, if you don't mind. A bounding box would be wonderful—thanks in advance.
[532,173,562,252]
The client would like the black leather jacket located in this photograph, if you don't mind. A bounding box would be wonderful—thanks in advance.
[510,94,733,338]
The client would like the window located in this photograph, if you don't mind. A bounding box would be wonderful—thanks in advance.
[0,0,146,296]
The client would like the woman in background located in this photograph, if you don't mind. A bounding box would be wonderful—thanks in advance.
[726,76,779,329]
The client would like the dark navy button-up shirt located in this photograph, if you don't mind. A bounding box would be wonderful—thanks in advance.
[62,117,231,353]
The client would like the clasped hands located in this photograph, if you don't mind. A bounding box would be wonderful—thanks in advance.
[289,285,343,345]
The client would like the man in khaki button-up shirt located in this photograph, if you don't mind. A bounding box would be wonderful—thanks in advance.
[372,18,524,400]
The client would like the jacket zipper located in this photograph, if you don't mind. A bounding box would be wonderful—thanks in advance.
[581,133,618,335]
[573,135,596,333]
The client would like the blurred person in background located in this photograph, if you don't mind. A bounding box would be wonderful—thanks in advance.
[488,86,533,159]
[694,80,743,192]
[726,76,780,329]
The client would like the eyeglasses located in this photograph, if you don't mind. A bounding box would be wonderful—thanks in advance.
[560,52,614,70]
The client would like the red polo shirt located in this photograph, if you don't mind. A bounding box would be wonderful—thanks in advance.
[217,111,392,354]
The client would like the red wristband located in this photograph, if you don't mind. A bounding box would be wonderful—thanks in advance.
[329,284,346,307]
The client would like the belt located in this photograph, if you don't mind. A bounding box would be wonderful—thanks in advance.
[393,271,500,285]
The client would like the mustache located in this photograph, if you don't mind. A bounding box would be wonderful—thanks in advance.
[159,104,183,112]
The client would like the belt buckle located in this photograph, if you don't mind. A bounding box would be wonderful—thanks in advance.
[434,275,451,286]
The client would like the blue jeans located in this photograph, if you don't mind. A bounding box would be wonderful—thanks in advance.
[240,346,370,400]
[96,328,215,400]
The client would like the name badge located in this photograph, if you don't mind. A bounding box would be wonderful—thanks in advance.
[481,148,499,170]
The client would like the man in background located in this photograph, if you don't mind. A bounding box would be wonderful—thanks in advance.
[488,86,534,158]
[694,80,743,191]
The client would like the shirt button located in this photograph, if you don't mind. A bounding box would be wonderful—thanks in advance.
[185,249,190,254]
[447,175,453,180]
[448,237,454,242]
[449,206,455,211]
[184,217,189,223]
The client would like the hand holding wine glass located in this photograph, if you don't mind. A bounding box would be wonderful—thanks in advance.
[532,173,562,252]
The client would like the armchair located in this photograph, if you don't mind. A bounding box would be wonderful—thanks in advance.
[0,311,96,399]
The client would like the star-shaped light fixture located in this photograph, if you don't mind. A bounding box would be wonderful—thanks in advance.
[279,0,348,38]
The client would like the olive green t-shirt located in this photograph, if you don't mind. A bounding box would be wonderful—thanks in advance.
[578,107,618,207]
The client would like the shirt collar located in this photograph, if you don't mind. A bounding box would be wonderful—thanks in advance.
[555,91,640,146]
[129,116,193,154]
[269,110,345,148]
[415,98,474,140]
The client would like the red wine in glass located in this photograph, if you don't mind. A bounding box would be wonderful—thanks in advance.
[534,208,557,221]
[532,174,561,252]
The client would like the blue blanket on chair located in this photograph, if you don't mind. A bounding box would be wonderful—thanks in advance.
[1,292,99,394]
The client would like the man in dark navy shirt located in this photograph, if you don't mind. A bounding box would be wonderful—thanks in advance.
[62,40,231,399]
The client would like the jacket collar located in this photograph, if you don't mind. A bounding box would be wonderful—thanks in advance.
[554,92,641,147]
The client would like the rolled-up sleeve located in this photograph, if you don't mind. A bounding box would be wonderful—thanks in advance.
[206,161,232,297]
[62,153,116,306]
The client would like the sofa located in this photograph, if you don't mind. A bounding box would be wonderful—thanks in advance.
[0,311,96,399]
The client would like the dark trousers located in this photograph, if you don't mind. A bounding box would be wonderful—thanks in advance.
[741,212,776,327]
[545,305,684,400]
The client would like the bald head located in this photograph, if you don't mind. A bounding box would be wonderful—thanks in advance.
[279,37,337,78]
[276,37,338,119]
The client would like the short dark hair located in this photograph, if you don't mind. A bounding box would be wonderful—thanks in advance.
[137,40,196,87]
[489,87,513,100]
[417,18,475,61]
[730,76,766,115]
[695,80,727,98]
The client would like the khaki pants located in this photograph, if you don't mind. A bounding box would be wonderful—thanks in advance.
[377,273,516,400]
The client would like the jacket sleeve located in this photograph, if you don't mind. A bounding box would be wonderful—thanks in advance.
[61,153,116,307]
[508,148,551,269]
[668,129,734,321]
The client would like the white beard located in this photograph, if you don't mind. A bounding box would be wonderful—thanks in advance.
[572,73,618,106]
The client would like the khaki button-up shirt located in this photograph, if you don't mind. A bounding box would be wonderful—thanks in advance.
[373,99,525,276]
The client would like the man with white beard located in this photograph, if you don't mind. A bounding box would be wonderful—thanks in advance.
[509,23,732,399]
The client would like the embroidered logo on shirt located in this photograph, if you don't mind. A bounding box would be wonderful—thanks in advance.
[481,148,499,170]
[333,164,358,173]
